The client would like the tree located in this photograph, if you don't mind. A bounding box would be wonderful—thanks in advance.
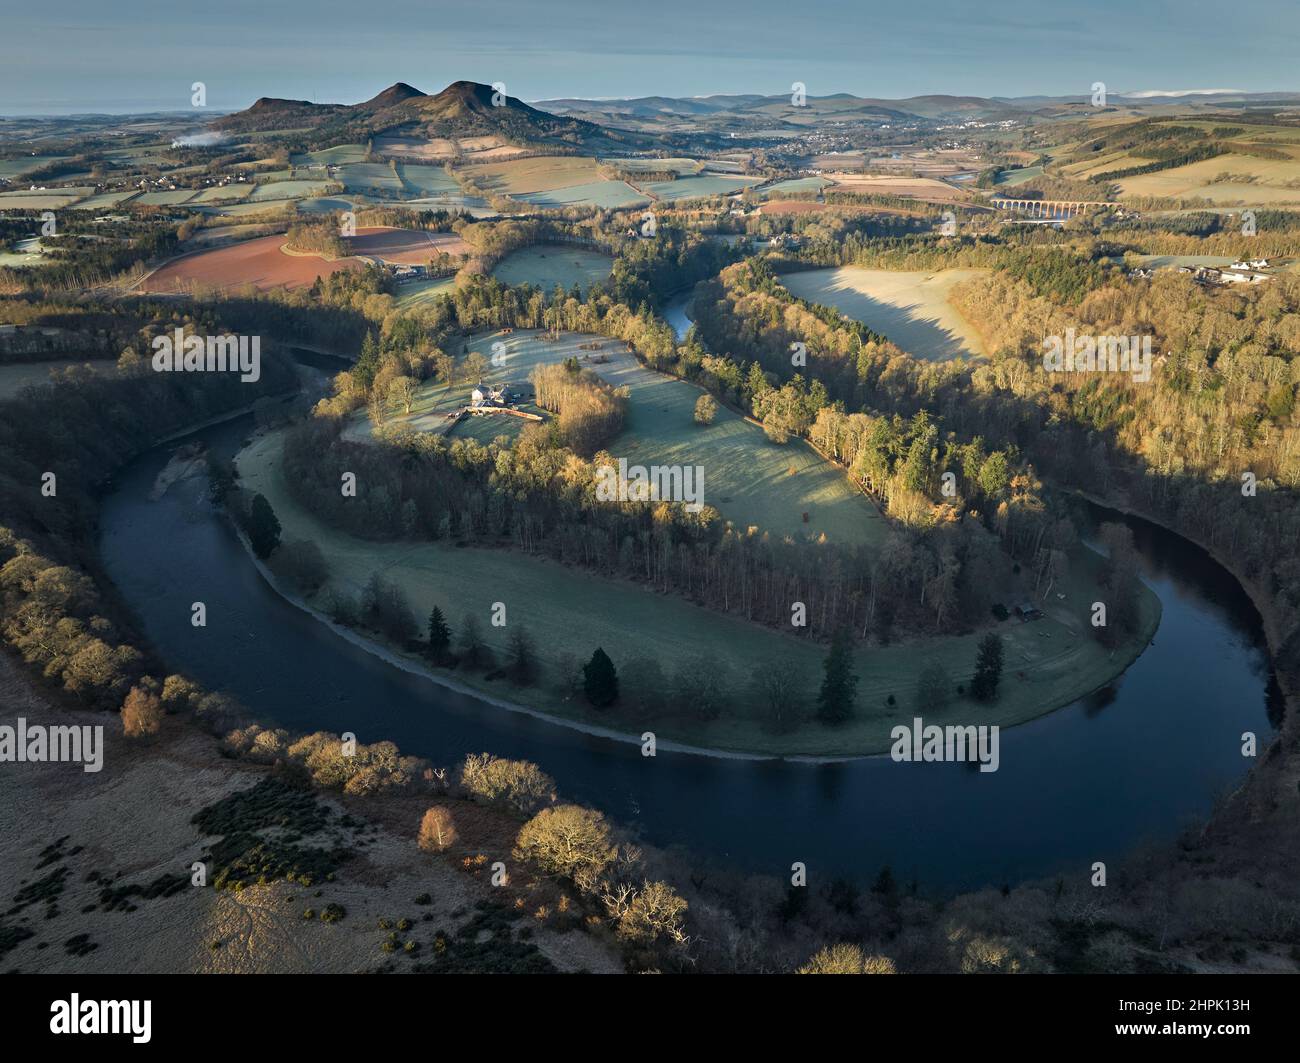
[694,393,718,426]
[816,627,858,724]
[798,944,896,974]
[387,375,417,415]
[246,493,281,559]
[914,661,951,712]
[753,659,803,732]
[121,685,163,738]
[426,606,451,663]
[583,647,618,708]
[513,804,617,883]
[458,613,488,669]
[971,632,1004,701]
[673,655,729,721]
[417,807,458,852]
[465,350,489,382]
[507,625,538,685]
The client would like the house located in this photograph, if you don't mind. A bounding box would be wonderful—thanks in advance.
[471,382,513,408]
[1014,601,1044,622]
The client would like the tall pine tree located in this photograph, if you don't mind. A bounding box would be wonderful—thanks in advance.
[426,606,451,662]
[816,627,858,724]
[971,633,1003,701]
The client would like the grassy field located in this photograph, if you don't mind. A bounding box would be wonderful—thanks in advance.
[393,276,459,308]
[761,177,829,197]
[236,423,1160,757]
[779,267,989,361]
[354,329,886,545]
[338,163,403,195]
[250,179,333,202]
[517,180,648,209]
[1115,150,1300,203]
[490,245,613,293]
[639,174,762,201]
[397,163,460,196]
[461,155,604,195]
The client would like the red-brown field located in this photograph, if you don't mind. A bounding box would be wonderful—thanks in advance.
[140,234,360,293]
[140,227,469,293]
[348,226,471,264]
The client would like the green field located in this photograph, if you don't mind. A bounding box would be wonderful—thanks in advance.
[779,267,990,361]
[249,179,333,202]
[762,176,828,197]
[338,163,403,195]
[0,155,69,179]
[490,245,613,293]
[66,191,138,211]
[517,180,648,209]
[393,275,458,308]
[397,164,460,196]
[640,174,762,201]
[290,144,368,167]
[236,418,1160,756]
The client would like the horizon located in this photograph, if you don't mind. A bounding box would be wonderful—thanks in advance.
[2,0,1298,115]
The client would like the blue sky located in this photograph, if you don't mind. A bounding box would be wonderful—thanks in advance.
[1,0,1296,114]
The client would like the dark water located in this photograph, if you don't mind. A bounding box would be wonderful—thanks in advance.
[99,414,1280,892]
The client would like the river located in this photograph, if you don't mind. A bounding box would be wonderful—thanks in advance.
[98,413,1280,893]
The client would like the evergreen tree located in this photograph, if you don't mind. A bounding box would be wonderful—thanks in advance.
[583,647,618,708]
[354,331,380,391]
[971,632,1004,701]
[246,493,281,559]
[816,627,858,724]
[427,606,451,662]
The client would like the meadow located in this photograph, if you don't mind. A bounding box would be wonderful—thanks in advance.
[639,174,762,201]
[779,267,989,361]
[489,245,613,293]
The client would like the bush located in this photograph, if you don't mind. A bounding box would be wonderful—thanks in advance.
[694,393,718,426]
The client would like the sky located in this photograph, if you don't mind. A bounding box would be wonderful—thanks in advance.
[1,0,1297,114]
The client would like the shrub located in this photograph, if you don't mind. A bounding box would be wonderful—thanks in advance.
[693,393,718,426]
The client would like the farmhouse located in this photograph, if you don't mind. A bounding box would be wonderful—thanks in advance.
[471,381,514,408]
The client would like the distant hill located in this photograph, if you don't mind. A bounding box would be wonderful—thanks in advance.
[213,80,640,150]
[537,91,1023,124]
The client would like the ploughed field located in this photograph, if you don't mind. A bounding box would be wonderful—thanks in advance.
[139,227,463,293]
